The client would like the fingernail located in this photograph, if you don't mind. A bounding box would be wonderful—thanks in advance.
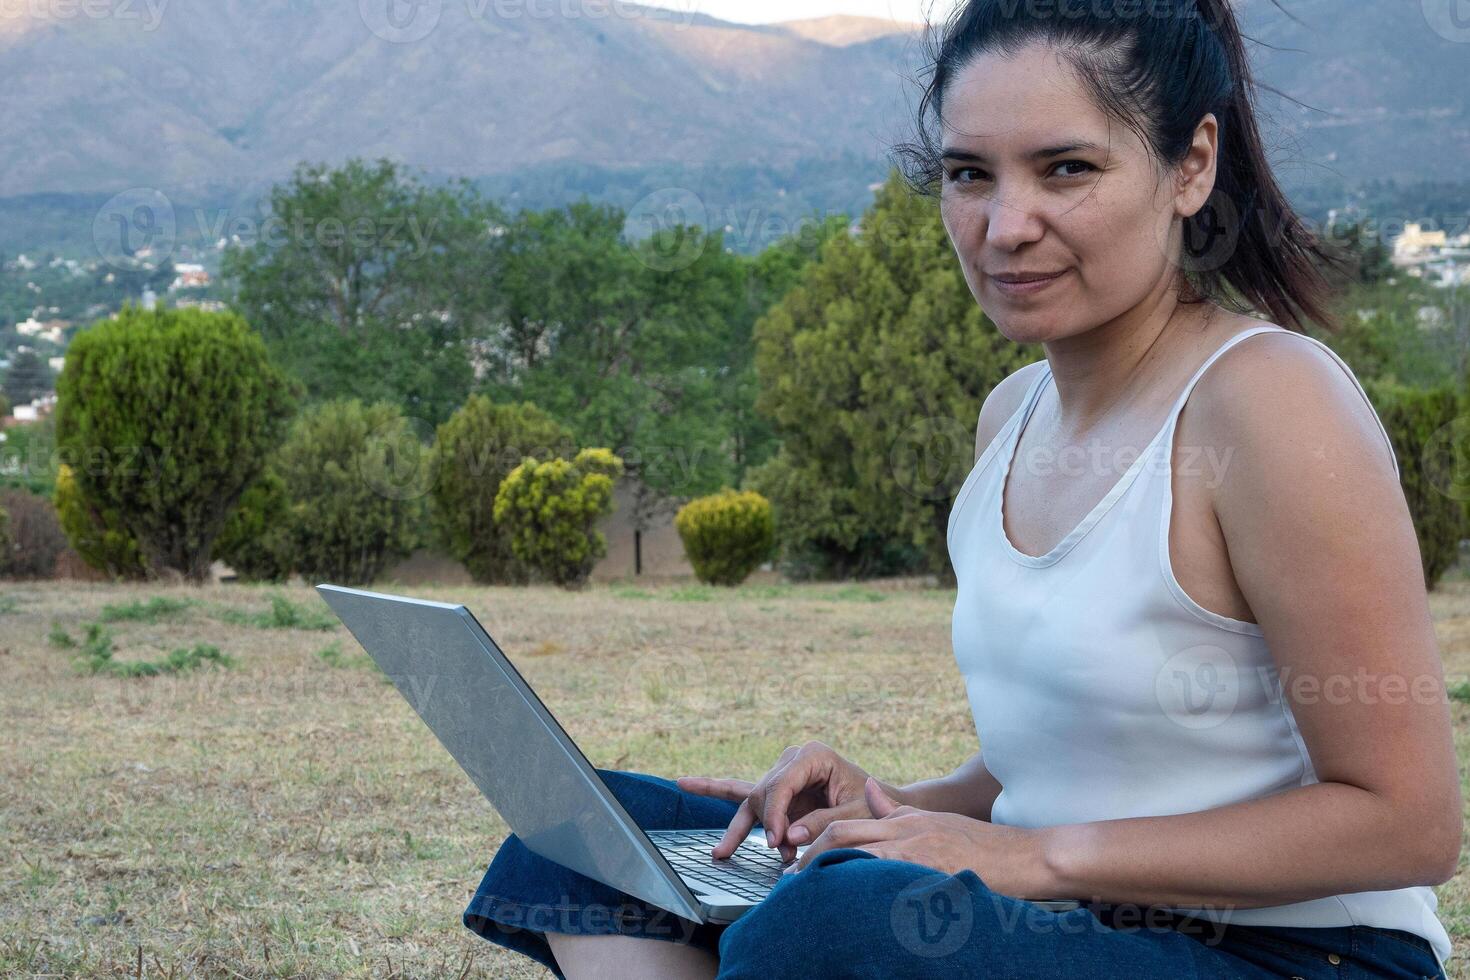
[765,832,774,847]
[788,826,808,843]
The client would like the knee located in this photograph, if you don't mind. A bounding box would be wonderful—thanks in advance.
[717,849,898,973]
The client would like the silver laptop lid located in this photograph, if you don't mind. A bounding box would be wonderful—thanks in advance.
[316,584,705,921]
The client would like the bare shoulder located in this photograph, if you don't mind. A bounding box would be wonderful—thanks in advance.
[974,359,1049,464]
[1186,324,1399,489]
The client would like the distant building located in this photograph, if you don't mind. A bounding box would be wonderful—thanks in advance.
[48,357,65,374]
[170,263,211,291]
[15,316,44,336]
[1393,222,1448,261]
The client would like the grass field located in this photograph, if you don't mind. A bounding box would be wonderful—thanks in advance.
[3,574,1470,978]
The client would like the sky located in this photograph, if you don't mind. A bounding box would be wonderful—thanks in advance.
[642,0,961,25]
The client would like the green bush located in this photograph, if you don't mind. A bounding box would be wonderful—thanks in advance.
[54,463,147,580]
[53,305,293,581]
[1362,378,1467,589]
[674,489,775,586]
[430,396,576,584]
[213,469,295,583]
[493,448,623,589]
[276,399,421,586]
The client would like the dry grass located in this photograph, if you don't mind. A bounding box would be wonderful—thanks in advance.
[2,574,1469,977]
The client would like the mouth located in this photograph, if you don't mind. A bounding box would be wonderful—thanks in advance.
[989,269,1069,296]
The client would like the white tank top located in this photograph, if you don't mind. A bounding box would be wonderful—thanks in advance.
[947,324,1451,972]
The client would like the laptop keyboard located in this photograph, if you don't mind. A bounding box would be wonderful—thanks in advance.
[647,829,794,903]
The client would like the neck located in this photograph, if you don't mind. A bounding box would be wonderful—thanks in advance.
[1039,281,1218,440]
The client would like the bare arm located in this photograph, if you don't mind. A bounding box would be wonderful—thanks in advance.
[898,751,1003,822]
[1034,337,1462,907]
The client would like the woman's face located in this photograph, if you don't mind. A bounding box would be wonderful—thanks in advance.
[938,42,1212,344]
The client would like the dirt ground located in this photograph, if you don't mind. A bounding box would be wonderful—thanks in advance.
[3,574,1468,977]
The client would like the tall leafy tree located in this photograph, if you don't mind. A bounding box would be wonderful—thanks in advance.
[477,201,744,534]
[54,305,293,581]
[2,349,52,406]
[746,171,1036,584]
[223,158,501,425]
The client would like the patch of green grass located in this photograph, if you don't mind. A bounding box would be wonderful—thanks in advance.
[609,586,655,599]
[313,640,381,674]
[819,585,887,603]
[217,594,336,631]
[665,585,717,602]
[72,623,234,678]
[1449,680,1470,703]
[47,623,75,648]
[98,595,193,623]
[0,594,19,615]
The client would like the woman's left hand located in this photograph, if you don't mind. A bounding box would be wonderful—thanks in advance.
[782,777,1054,899]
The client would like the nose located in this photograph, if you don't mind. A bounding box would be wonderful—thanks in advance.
[983,186,1047,252]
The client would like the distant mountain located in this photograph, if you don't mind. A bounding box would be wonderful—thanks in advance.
[0,0,1464,231]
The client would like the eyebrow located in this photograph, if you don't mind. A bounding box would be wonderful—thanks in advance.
[940,140,1104,162]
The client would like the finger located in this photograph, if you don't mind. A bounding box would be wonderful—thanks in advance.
[712,795,759,859]
[786,798,869,846]
[675,776,756,802]
[760,754,823,851]
[786,817,902,873]
[864,776,902,818]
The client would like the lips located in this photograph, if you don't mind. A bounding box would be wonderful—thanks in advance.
[988,269,1069,295]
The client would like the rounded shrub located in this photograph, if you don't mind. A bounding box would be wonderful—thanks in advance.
[430,396,576,584]
[53,305,293,581]
[213,469,295,583]
[276,399,422,586]
[492,448,623,589]
[674,488,776,586]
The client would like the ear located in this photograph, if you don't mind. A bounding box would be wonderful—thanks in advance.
[1174,112,1220,220]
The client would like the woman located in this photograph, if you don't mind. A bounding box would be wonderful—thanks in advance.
[463,1,1462,976]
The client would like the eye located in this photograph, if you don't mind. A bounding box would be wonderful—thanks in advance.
[1052,160,1097,178]
[946,166,988,185]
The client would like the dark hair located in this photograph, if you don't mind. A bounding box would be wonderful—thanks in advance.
[892,0,1351,334]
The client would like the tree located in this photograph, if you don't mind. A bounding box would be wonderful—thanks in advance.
[2,349,52,407]
[477,202,744,537]
[54,305,293,581]
[223,158,500,425]
[430,396,576,584]
[745,170,1036,583]
[276,399,421,586]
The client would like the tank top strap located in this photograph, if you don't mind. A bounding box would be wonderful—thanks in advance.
[1162,324,1400,480]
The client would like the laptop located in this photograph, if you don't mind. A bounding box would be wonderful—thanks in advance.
[316,583,1082,924]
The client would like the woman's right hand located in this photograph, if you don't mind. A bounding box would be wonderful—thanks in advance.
[676,741,894,863]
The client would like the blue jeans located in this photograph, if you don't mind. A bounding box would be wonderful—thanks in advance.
[464,770,1447,979]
